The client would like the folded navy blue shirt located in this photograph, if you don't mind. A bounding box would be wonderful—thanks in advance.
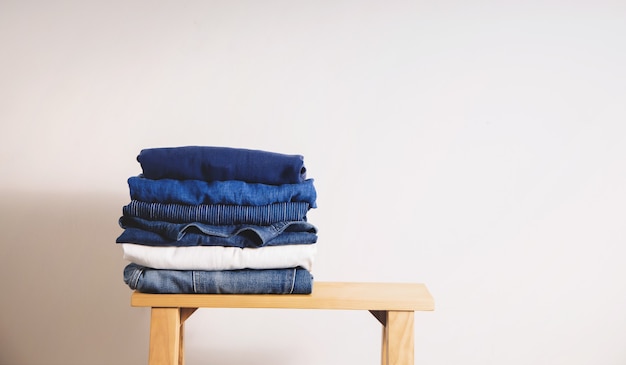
[137,146,307,184]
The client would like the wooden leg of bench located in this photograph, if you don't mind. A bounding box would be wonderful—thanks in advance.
[370,310,414,365]
[148,308,197,365]
[384,311,414,365]
[148,308,198,365]
[148,308,181,365]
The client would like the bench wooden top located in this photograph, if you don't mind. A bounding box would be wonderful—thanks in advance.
[131,282,434,311]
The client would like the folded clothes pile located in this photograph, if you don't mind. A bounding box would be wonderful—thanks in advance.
[116,146,318,294]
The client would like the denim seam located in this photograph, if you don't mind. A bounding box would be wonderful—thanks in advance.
[130,265,144,290]
[289,268,296,294]
[192,271,197,293]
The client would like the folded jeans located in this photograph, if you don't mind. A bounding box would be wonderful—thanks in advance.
[128,177,317,207]
[122,201,311,225]
[118,217,316,244]
[124,263,313,294]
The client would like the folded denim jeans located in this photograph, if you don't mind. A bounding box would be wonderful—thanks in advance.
[122,201,311,225]
[117,217,318,247]
[128,177,317,207]
[137,146,306,184]
[117,227,318,247]
[121,243,317,271]
[124,263,313,294]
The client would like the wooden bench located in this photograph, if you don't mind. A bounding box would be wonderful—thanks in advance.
[131,282,435,365]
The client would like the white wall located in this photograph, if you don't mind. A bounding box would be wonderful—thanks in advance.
[1,1,625,364]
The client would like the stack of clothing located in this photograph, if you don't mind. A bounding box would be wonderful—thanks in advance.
[116,146,318,294]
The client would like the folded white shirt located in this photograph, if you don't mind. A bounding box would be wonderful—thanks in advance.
[121,243,317,271]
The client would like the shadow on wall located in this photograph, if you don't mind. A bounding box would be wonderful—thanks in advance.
[0,190,149,365]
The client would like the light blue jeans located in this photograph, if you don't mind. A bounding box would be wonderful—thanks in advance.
[128,176,317,207]
[123,263,313,294]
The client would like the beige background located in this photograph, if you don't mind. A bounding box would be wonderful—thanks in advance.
[1,1,625,364]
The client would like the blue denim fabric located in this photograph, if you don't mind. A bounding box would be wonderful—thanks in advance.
[124,263,313,294]
[117,227,318,247]
[137,146,306,185]
[128,177,317,207]
[117,217,318,247]
[122,201,311,225]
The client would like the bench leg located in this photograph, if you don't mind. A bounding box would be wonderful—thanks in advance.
[371,310,414,365]
[149,307,197,365]
[385,311,414,365]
